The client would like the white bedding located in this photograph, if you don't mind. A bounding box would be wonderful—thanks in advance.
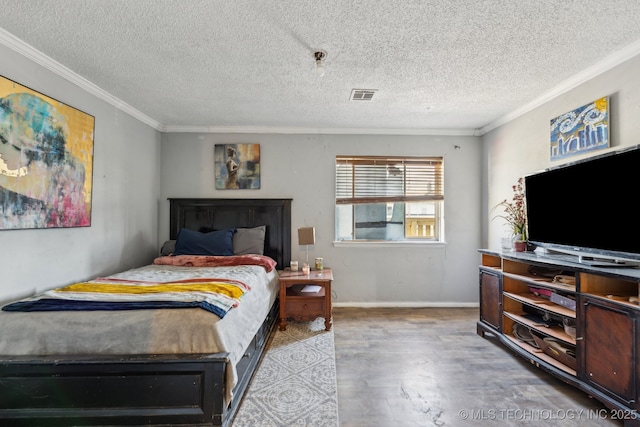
[0,263,279,404]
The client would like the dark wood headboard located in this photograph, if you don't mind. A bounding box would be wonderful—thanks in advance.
[169,198,292,269]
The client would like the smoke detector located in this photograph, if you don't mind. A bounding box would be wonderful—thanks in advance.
[313,50,327,77]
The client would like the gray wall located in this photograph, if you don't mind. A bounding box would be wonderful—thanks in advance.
[7,31,637,307]
[160,133,482,306]
[0,44,162,303]
[482,53,640,251]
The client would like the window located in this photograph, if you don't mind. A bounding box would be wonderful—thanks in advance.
[335,155,444,242]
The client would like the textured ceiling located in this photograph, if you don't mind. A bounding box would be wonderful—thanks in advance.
[1,0,640,134]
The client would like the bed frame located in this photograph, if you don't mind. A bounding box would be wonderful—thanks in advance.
[0,198,292,427]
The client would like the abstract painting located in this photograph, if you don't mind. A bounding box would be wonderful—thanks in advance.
[214,143,260,189]
[0,75,95,230]
[550,97,609,160]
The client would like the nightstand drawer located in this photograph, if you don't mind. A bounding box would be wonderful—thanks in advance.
[287,298,324,315]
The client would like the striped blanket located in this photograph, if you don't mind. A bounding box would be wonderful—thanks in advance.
[2,277,250,318]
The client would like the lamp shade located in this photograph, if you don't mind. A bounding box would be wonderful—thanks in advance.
[298,227,316,245]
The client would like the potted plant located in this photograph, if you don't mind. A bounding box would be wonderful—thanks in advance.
[494,177,527,252]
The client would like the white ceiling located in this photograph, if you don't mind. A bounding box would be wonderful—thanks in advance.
[1,0,640,135]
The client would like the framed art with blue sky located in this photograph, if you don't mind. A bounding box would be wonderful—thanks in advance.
[550,96,609,161]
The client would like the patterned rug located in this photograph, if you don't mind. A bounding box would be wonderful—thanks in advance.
[232,318,339,427]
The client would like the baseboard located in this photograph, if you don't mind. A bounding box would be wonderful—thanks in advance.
[333,302,479,308]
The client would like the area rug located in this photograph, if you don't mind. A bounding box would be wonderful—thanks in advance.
[232,318,339,427]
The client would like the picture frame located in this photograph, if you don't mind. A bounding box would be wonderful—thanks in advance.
[214,143,261,189]
[550,96,609,161]
[0,75,95,230]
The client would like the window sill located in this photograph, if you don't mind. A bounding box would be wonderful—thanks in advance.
[333,240,447,248]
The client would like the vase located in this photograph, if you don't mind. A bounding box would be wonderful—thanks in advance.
[513,240,527,252]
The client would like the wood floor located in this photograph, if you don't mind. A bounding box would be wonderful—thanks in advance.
[333,307,621,427]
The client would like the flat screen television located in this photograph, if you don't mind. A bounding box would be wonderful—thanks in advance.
[524,145,640,267]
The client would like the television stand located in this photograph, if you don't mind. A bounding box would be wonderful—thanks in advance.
[578,255,639,268]
[478,249,640,426]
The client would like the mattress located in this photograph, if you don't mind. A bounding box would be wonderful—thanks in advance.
[0,262,279,403]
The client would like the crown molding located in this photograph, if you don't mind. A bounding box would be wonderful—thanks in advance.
[160,124,478,136]
[478,39,640,136]
[0,28,162,131]
[0,29,478,137]
[6,25,636,138]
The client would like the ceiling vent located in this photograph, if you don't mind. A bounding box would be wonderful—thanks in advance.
[350,89,377,101]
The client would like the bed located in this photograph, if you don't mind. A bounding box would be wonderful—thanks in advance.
[0,198,292,427]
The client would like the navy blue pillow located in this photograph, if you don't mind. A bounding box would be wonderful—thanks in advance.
[173,228,235,256]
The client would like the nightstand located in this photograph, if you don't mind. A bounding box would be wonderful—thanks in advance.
[278,268,333,331]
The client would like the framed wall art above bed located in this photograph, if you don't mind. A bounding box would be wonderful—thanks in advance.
[214,143,260,190]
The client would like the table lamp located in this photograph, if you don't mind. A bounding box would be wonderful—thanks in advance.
[298,227,316,265]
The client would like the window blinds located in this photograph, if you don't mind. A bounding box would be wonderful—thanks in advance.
[335,156,444,205]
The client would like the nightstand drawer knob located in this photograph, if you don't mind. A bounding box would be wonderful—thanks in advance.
[303,304,308,309]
